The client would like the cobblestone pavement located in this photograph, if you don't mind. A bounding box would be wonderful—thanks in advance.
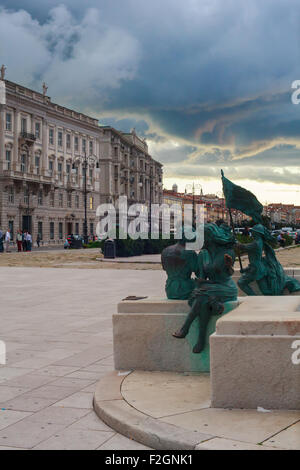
[0,267,165,449]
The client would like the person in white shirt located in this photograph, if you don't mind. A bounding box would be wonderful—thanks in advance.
[5,229,11,252]
[26,232,32,252]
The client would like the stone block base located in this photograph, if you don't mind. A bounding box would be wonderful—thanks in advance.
[210,296,300,410]
[113,298,239,373]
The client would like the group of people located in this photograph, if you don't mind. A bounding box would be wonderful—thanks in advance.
[0,229,33,252]
[16,230,33,252]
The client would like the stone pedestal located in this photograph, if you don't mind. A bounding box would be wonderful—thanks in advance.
[113,298,239,373]
[210,296,300,410]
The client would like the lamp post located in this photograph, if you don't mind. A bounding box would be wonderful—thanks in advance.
[72,152,100,245]
[185,183,202,228]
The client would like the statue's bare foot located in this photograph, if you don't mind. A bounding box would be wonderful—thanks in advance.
[193,342,204,353]
[172,329,187,339]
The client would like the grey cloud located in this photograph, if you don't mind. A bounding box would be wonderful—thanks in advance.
[2,1,300,188]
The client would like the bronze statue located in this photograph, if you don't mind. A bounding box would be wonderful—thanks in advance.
[172,223,238,353]
[237,224,300,295]
[161,233,200,300]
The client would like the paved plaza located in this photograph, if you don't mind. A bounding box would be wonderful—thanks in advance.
[0,267,165,450]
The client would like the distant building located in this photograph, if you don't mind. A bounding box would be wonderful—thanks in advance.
[0,74,163,243]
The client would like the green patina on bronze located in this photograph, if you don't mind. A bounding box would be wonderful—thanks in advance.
[161,235,200,300]
[162,223,238,354]
[221,170,300,296]
[237,224,300,295]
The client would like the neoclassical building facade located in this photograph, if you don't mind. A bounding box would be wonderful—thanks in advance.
[0,76,163,244]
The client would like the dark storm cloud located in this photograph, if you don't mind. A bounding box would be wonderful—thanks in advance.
[2,0,300,185]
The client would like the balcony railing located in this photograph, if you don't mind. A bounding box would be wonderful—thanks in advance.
[20,132,36,142]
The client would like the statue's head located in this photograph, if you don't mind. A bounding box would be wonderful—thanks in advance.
[251,224,273,242]
[204,222,235,247]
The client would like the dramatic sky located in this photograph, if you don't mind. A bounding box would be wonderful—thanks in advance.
[1,0,300,203]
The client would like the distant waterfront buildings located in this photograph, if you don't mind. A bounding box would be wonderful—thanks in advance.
[0,73,163,243]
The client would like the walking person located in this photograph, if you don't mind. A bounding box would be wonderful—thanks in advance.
[5,229,11,252]
[26,232,32,252]
[36,233,41,248]
[277,232,285,248]
[22,231,27,252]
[16,230,22,252]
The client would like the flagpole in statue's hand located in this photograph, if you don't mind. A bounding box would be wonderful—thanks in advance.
[221,169,243,271]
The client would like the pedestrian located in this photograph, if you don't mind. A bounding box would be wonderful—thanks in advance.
[26,232,32,251]
[0,229,3,253]
[22,231,27,252]
[16,230,22,252]
[36,233,41,248]
[5,229,11,252]
[277,232,285,248]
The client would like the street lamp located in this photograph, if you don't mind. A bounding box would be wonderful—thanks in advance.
[185,183,202,228]
[72,152,100,244]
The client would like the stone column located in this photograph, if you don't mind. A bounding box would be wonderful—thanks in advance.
[13,107,19,168]
[0,103,5,172]
[42,118,48,172]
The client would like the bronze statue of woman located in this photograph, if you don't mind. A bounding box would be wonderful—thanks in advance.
[173,223,238,353]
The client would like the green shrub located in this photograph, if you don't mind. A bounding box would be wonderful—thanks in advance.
[282,233,293,246]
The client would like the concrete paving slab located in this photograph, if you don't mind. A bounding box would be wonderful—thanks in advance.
[53,391,94,409]
[0,418,65,449]
[162,408,300,445]
[263,420,300,449]
[122,371,210,418]
[33,426,114,450]
[0,409,32,431]
[98,433,152,450]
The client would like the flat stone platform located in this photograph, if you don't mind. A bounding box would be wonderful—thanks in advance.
[114,298,239,372]
[93,370,300,450]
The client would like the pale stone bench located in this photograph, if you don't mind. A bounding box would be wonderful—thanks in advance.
[210,296,300,410]
[113,298,239,373]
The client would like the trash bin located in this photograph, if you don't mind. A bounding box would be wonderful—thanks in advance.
[104,238,116,259]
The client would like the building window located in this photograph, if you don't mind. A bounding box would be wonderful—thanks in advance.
[75,222,79,235]
[49,128,54,145]
[50,192,55,207]
[58,162,63,181]
[59,222,63,240]
[66,134,71,150]
[38,190,43,206]
[67,192,72,208]
[90,222,94,237]
[75,194,79,208]
[89,196,94,210]
[58,130,63,147]
[21,154,26,173]
[35,156,40,174]
[89,140,93,155]
[21,118,27,134]
[50,222,54,239]
[24,187,29,204]
[66,163,71,182]
[89,168,93,184]
[114,147,118,157]
[35,122,41,139]
[74,136,79,152]
[8,221,14,241]
[6,150,11,170]
[49,160,54,176]
[82,139,86,153]
[8,186,14,204]
[59,193,63,208]
[38,222,43,240]
[6,113,12,131]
